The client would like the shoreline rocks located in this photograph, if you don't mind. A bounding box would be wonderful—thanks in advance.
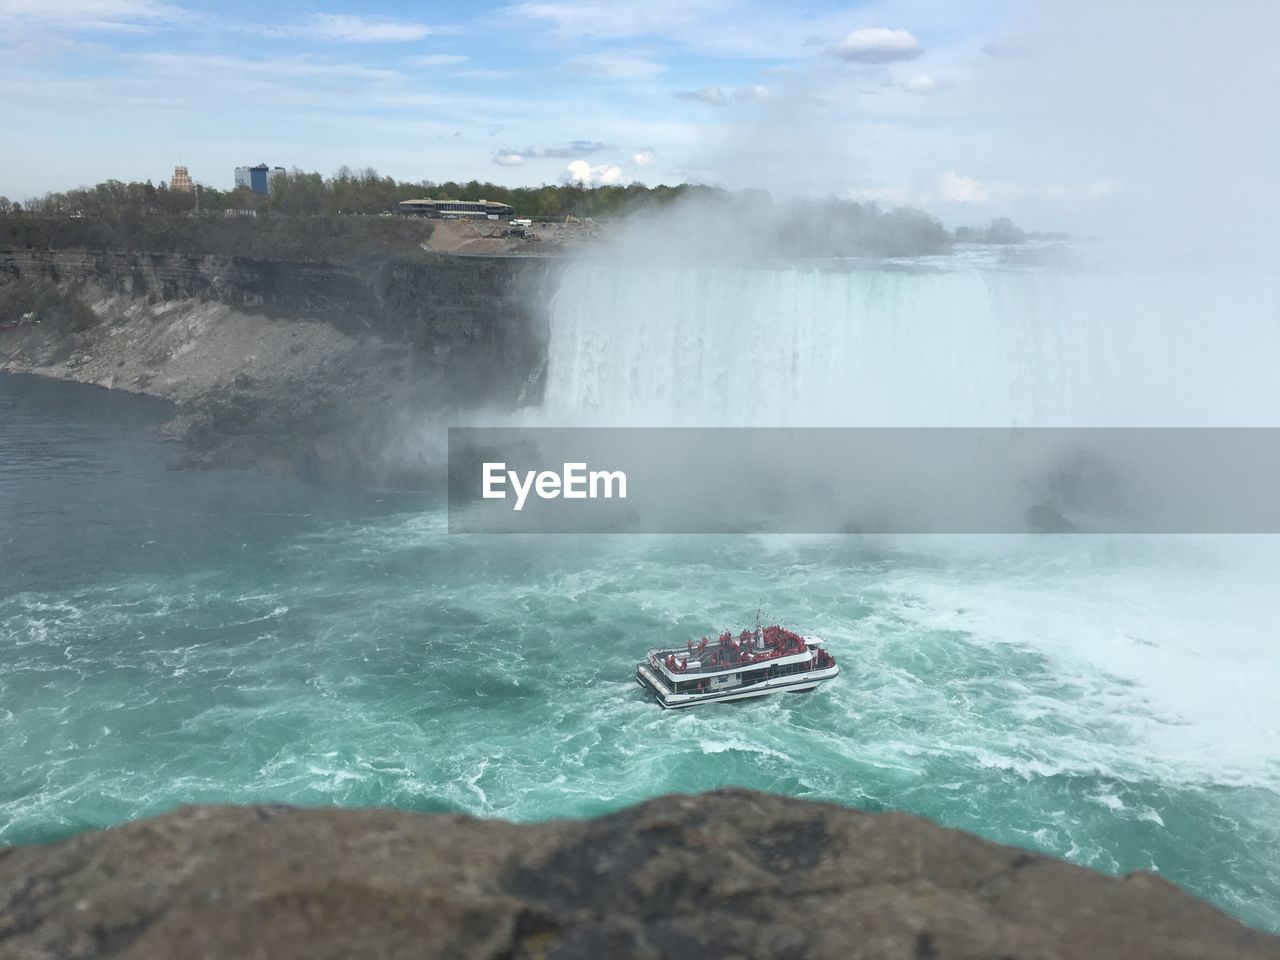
[0,789,1275,960]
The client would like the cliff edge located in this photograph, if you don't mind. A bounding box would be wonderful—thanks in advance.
[0,248,560,481]
[0,789,1274,960]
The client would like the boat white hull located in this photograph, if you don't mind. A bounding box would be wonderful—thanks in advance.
[636,663,840,709]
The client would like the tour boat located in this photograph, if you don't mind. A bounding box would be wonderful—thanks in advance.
[635,624,839,709]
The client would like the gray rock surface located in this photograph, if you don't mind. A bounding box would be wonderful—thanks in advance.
[0,789,1275,960]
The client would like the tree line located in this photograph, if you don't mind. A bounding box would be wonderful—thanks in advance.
[2,167,728,222]
[0,167,1047,260]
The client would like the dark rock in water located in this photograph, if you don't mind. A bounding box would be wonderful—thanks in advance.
[0,789,1274,959]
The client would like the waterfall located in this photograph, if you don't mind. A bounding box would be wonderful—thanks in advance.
[541,257,1279,427]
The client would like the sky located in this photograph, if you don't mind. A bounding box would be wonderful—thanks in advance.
[1,1,1276,234]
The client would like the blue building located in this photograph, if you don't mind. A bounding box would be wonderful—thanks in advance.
[234,164,286,195]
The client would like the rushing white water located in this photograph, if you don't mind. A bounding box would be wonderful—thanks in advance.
[542,252,1280,427]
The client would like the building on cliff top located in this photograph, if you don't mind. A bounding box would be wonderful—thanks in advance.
[171,166,193,193]
[234,164,286,195]
[397,198,515,219]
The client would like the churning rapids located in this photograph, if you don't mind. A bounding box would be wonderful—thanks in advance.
[2,248,1279,932]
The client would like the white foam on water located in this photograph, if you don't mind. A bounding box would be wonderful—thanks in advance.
[866,536,1280,790]
[696,738,797,764]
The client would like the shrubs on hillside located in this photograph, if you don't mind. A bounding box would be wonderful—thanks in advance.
[0,214,435,264]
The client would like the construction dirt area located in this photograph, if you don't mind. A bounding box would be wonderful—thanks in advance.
[419,217,608,256]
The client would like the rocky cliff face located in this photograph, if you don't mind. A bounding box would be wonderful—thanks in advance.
[0,249,561,481]
[0,248,559,401]
[0,789,1273,960]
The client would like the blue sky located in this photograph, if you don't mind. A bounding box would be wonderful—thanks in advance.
[1,1,1274,234]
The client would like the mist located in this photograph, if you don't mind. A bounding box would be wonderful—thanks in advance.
[639,0,1280,258]
[592,191,953,260]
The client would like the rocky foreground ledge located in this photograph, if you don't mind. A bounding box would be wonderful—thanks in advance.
[1,791,1275,960]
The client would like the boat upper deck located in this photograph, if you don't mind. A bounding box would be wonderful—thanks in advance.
[647,626,819,679]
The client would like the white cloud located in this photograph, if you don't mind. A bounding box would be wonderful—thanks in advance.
[982,35,1031,60]
[675,84,768,106]
[502,0,849,59]
[0,0,184,30]
[289,14,437,42]
[938,172,991,202]
[455,68,516,80]
[902,75,940,94]
[831,27,922,64]
[135,51,402,83]
[498,141,612,161]
[566,159,623,184]
[406,54,469,67]
[505,0,722,42]
[551,140,612,156]
[493,152,525,166]
[632,147,657,167]
[675,85,727,106]
[568,55,666,80]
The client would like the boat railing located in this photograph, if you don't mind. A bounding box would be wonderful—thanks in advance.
[646,644,809,677]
